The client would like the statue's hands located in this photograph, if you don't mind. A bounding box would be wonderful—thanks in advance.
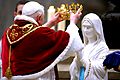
[103,51,120,72]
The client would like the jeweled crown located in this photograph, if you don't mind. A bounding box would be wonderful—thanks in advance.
[56,3,83,20]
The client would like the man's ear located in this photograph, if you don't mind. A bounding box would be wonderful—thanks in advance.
[14,12,17,17]
[38,13,42,20]
[36,14,43,26]
[36,15,41,22]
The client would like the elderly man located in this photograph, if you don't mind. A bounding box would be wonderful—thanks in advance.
[1,1,83,80]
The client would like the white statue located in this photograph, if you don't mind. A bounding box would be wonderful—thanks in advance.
[70,13,110,80]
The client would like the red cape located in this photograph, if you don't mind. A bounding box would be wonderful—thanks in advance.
[1,20,69,76]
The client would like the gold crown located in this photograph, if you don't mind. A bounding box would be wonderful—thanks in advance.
[56,3,83,20]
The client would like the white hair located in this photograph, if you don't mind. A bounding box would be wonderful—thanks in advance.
[22,1,44,16]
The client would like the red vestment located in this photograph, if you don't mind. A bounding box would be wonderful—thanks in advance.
[1,20,69,76]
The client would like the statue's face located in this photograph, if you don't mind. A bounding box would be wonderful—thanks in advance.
[82,20,97,39]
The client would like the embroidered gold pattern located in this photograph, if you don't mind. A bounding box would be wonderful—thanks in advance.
[10,29,18,40]
[7,24,40,44]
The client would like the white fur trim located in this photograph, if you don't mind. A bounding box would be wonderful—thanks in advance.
[14,15,38,26]
[1,77,8,80]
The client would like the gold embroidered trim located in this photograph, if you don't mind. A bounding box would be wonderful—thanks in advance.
[6,24,41,44]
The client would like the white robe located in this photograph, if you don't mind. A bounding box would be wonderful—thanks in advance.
[70,41,109,80]
[70,13,110,80]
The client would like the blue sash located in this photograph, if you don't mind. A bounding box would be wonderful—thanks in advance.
[79,66,85,80]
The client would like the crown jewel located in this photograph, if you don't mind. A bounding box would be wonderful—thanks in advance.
[56,3,83,20]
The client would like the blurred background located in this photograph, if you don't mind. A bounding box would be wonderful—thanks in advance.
[0,0,120,49]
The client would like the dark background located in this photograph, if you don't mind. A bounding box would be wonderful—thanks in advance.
[0,0,120,49]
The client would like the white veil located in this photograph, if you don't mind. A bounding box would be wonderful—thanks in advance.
[81,13,106,45]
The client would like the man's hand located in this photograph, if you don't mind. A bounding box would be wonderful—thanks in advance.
[70,8,82,24]
[43,12,63,28]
